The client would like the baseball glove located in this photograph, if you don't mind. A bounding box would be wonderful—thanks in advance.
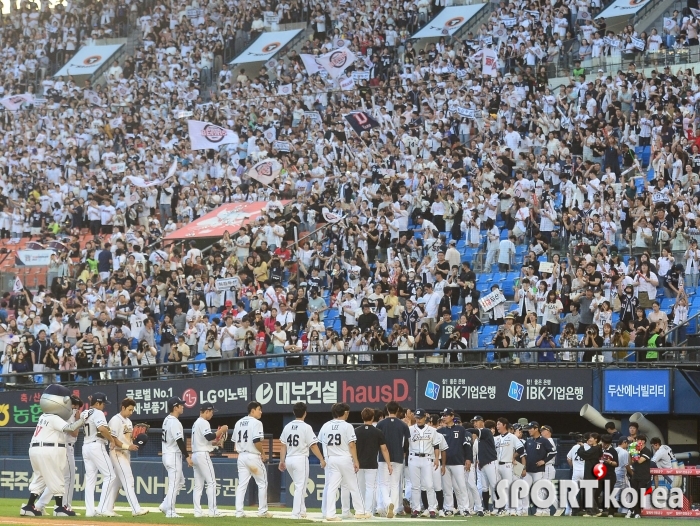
[132,423,150,447]
[212,425,227,449]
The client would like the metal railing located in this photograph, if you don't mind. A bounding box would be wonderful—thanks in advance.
[2,346,697,390]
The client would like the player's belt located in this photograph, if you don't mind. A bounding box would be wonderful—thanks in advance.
[31,443,66,448]
[499,461,511,465]
[410,453,432,458]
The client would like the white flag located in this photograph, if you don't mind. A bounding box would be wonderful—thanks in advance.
[188,120,240,150]
[13,276,23,293]
[277,83,293,96]
[263,127,277,143]
[692,7,700,18]
[322,207,345,224]
[124,161,176,188]
[316,46,357,80]
[248,158,283,185]
[482,48,498,77]
[300,54,324,75]
[0,94,33,111]
[663,17,674,31]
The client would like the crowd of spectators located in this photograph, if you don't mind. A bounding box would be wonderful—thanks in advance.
[0,0,699,383]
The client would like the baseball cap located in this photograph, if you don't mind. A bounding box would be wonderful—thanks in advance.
[471,415,484,422]
[525,421,540,429]
[91,392,111,404]
[414,408,427,418]
[541,425,553,433]
[168,396,185,411]
[441,407,455,416]
[512,423,523,430]
[200,403,218,412]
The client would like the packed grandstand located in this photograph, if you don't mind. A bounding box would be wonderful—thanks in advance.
[1,0,700,382]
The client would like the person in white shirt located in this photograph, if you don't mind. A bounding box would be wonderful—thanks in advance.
[498,235,516,271]
[81,392,118,518]
[103,398,148,517]
[406,409,442,518]
[614,437,630,514]
[279,402,327,519]
[232,402,273,518]
[191,403,229,518]
[319,403,370,521]
[160,396,193,519]
[651,438,676,487]
[22,386,86,518]
[566,434,588,516]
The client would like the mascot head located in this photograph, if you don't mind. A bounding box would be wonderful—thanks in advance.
[40,384,72,420]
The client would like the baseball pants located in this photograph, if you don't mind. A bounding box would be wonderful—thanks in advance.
[497,462,514,511]
[36,444,75,511]
[443,465,469,514]
[161,451,184,516]
[286,456,309,519]
[321,463,350,517]
[566,471,584,515]
[466,468,481,512]
[377,461,403,515]
[83,441,117,516]
[357,469,377,516]
[324,456,365,519]
[520,473,532,513]
[236,451,268,516]
[408,457,437,512]
[530,471,554,514]
[107,450,144,514]
[29,446,67,501]
[192,451,218,516]
[480,461,498,509]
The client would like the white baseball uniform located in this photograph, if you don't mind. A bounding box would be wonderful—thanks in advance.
[191,417,221,516]
[466,437,481,512]
[28,414,72,501]
[544,436,557,481]
[319,418,366,520]
[105,414,144,514]
[614,446,629,513]
[35,410,79,512]
[565,443,587,515]
[495,432,519,512]
[407,423,440,513]
[82,408,116,517]
[280,419,319,519]
[432,431,448,493]
[161,414,185,516]
[232,415,268,517]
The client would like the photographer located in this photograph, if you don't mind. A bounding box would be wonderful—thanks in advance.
[325,329,345,366]
[42,344,59,381]
[534,326,557,363]
[306,329,325,367]
[240,329,257,369]
[394,324,415,364]
[137,339,158,379]
[414,322,435,363]
[559,323,581,362]
[443,329,467,363]
[368,325,389,365]
[202,329,222,373]
[582,325,604,362]
[492,327,511,364]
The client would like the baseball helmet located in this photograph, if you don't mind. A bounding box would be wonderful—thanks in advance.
[40,384,72,420]
[132,432,149,447]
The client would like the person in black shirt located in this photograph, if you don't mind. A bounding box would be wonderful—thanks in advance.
[626,435,652,518]
[376,401,410,518]
[523,422,556,516]
[355,408,392,517]
[466,416,497,515]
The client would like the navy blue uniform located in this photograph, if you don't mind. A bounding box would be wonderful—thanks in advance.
[524,436,556,473]
[438,425,470,466]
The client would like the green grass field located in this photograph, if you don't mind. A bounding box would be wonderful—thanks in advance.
[0,499,690,525]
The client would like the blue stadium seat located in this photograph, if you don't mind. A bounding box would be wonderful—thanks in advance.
[687,318,697,335]
[500,230,509,240]
[188,353,207,375]
[451,305,463,319]
[502,281,515,298]
[326,308,338,319]
[641,146,651,168]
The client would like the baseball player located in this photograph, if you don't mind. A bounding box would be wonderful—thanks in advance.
[651,438,677,487]
[279,402,326,519]
[356,408,393,518]
[463,418,481,516]
[34,395,83,515]
[232,401,273,518]
[407,408,441,519]
[21,385,86,517]
[565,434,586,516]
[510,424,529,516]
[319,402,370,521]
[376,401,410,519]
[160,396,193,519]
[465,416,498,515]
[192,403,229,518]
[523,421,556,516]
[104,398,149,517]
[426,415,448,516]
[82,392,119,518]
[494,418,526,516]
[614,437,629,515]
[437,408,470,517]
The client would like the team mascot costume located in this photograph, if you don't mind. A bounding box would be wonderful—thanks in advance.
[20,384,88,517]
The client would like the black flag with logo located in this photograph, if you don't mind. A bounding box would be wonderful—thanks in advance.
[344,111,380,136]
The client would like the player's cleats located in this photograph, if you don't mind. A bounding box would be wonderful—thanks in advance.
[54,506,76,517]
[476,511,484,517]
[325,517,342,522]
[438,510,446,517]
[422,510,430,517]
[98,511,122,517]
[165,513,184,518]
[404,499,412,514]
[411,510,420,518]
[444,511,454,517]
[429,511,437,519]
[133,509,149,516]
[387,503,395,519]
[20,505,42,517]
[259,512,274,518]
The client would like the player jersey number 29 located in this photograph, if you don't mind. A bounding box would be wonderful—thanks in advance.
[327,434,342,445]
